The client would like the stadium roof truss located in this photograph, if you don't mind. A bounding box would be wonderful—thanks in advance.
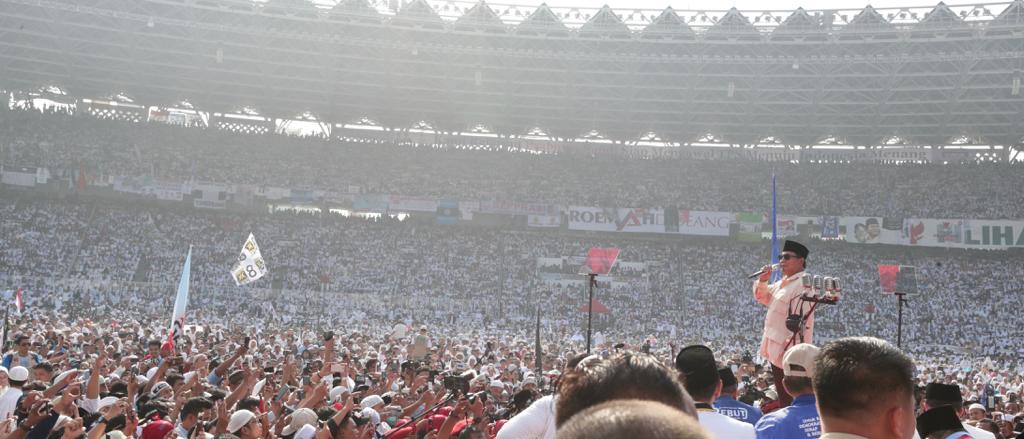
[1,0,1023,147]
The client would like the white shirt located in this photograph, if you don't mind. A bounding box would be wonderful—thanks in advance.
[496,395,556,439]
[911,423,994,439]
[0,387,24,421]
[699,410,756,439]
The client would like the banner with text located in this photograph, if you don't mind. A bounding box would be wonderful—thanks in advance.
[527,214,562,228]
[902,218,1024,250]
[735,212,764,242]
[674,210,734,236]
[387,195,438,212]
[567,207,664,233]
[478,200,555,216]
[801,148,934,163]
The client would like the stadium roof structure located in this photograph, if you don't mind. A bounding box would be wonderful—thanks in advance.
[1,0,1024,147]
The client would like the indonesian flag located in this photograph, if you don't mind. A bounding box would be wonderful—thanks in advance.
[14,288,22,315]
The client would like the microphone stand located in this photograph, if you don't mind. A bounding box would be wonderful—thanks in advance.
[383,392,459,438]
[785,295,838,351]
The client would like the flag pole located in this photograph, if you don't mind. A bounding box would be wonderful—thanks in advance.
[2,300,9,351]
[1,296,9,349]
[534,305,542,374]
[770,173,780,282]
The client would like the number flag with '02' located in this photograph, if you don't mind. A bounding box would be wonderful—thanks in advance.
[231,233,268,286]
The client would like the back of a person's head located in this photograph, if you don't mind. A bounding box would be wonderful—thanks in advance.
[814,337,915,420]
[555,352,695,426]
[557,400,712,439]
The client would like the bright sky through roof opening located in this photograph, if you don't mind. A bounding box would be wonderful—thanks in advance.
[499,0,934,9]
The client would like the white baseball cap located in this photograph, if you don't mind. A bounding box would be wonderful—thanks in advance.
[227,410,257,434]
[782,344,820,379]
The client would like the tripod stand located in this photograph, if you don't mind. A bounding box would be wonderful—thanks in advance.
[585,273,597,355]
[895,292,909,349]
[784,295,837,350]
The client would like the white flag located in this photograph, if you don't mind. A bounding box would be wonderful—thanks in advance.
[168,246,191,351]
[231,233,268,286]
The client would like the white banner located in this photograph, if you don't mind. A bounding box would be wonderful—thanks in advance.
[527,214,562,228]
[674,210,733,236]
[622,145,799,162]
[567,207,664,233]
[479,200,554,216]
[145,182,185,201]
[193,199,226,210]
[387,195,438,212]
[459,201,479,221]
[839,216,903,245]
[231,233,268,286]
[1,166,37,187]
[903,218,1024,250]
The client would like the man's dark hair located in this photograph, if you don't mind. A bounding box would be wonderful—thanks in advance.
[206,388,228,402]
[14,335,30,345]
[108,380,129,398]
[678,372,718,402]
[721,381,738,396]
[180,397,214,421]
[166,372,185,386]
[148,340,161,348]
[22,381,46,392]
[139,398,174,421]
[33,362,53,372]
[228,370,246,386]
[558,400,710,439]
[813,337,914,419]
[783,376,813,395]
[236,397,260,413]
[555,352,695,426]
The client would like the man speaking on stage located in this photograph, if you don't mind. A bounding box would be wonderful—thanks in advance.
[753,240,811,408]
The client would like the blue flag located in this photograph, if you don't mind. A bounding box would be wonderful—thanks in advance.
[770,174,781,283]
[168,246,191,351]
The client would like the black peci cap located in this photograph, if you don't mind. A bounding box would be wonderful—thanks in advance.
[782,240,809,259]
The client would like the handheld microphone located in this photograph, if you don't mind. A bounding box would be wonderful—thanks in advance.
[747,263,780,279]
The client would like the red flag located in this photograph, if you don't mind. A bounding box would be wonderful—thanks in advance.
[584,248,620,275]
[878,265,899,294]
[14,288,22,315]
[580,299,610,314]
[76,167,87,191]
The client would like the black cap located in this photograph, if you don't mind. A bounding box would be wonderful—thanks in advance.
[782,240,809,259]
[866,218,879,226]
[924,383,963,404]
[917,406,966,438]
[718,367,738,388]
[675,345,718,382]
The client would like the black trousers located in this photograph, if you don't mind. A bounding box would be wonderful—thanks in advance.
[771,363,793,408]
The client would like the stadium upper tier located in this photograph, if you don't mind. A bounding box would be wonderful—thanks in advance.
[1,0,1024,146]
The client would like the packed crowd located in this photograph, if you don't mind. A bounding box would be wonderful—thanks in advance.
[2,197,1023,394]
[2,107,1023,219]
[3,105,1024,438]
